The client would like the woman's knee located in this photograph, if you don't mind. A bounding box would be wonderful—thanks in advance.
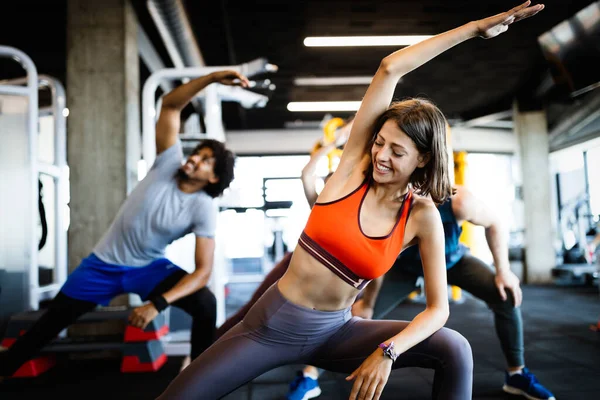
[434,327,473,371]
[487,290,517,313]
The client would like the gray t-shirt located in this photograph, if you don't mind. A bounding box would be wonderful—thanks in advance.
[93,141,217,267]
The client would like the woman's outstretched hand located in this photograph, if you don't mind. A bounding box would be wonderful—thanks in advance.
[474,1,544,39]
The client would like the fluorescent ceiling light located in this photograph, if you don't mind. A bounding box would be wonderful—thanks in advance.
[294,76,373,86]
[304,35,433,47]
[287,101,361,112]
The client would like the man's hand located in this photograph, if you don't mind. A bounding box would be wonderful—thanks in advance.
[495,269,523,307]
[346,348,393,400]
[352,299,374,320]
[210,70,250,88]
[128,303,159,329]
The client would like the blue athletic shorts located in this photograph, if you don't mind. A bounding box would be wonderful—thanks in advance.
[60,253,183,306]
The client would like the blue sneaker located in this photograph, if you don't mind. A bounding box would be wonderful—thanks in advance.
[503,368,556,400]
[286,372,322,400]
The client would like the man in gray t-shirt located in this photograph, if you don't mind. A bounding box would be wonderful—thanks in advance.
[1,70,251,377]
[92,138,218,268]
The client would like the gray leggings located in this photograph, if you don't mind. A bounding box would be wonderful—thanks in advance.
[374,254,524,367]
[158,283,473,400]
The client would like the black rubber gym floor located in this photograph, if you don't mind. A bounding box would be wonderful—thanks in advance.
[1,285,598,400]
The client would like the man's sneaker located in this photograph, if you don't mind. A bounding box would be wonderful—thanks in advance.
[287,371,322,400]
[503,368,556,400]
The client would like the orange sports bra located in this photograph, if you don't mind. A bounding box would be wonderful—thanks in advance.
[299,179,414,290]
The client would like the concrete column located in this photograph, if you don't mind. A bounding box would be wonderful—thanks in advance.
[67,1,139,297]
[513,105,555,283]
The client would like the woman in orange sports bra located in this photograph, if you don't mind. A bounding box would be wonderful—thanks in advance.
[158,3,544,400]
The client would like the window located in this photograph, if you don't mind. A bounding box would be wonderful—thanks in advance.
[218,155,315,266]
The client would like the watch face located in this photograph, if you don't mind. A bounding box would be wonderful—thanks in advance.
[380,343,398,361]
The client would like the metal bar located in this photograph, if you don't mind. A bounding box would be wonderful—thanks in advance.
[38,163,61,177]
[459,110,513,129]
[204,84,224,141]
[0,85,30,96]
[583,151,592,228]
[571,81,600,98]
[215,85,268,109]
[24,76,68,291]
[143,64,273,152]
[4,73,68,302]
[28,67,39,311]
[476,120,514,129]
[555,173,562,225]
[0,46,39,311]
[44,77,68,290]
[34,283,62,294]
[38,290,59,302]
[142,64,260,167]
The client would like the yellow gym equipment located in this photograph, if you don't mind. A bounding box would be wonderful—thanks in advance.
[315,117,345,172]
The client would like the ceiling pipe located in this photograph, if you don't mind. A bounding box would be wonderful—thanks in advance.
[146,0,206,117]
[147,0,205,69]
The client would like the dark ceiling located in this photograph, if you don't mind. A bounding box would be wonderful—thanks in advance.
[183,0,597,131]
[1,0,597,132]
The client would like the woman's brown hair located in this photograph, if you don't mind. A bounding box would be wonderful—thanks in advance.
[367,98,452,205]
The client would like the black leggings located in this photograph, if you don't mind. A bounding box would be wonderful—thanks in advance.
[0,269,216,376]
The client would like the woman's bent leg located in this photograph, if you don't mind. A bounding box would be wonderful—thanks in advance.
[312,318,473,400]
[157,280,335,400]
[157,322,296,399]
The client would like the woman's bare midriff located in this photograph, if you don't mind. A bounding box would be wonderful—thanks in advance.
[276,247,362,311]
